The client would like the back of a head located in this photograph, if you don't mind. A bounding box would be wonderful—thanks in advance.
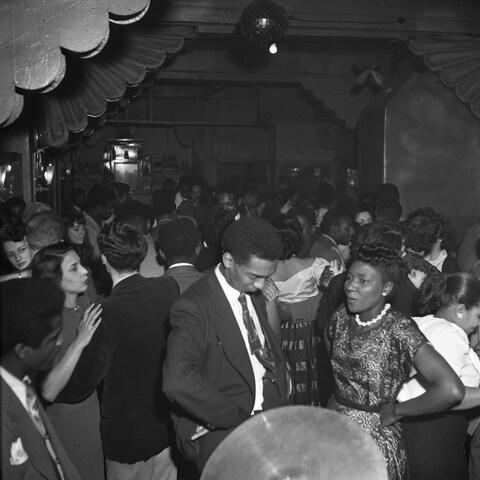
[115,200,150,234]
[355,221,403,254]
[22,202,52,224]
[26,212,63,251]
[375,183,400,203]
[86,183,116,210]
[271,214,303,261]
[98,221,147,272]
[152,189,176,218]
[1,278,64,356]
[321,206,352,235]
[157,218,200,262]
[418,272,480,315]
[375,199,402,222]
[404,209,438,254]
[221,217,283,265]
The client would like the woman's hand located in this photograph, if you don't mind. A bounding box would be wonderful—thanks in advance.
[380,403,402,427]
[262,277,279,303]
[76,304,102,348]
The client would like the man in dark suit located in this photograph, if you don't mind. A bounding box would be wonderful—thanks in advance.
[94,221,179,480]
[158,218,205,294]
[163,217,290,475]
[310,206,354,268]
[1,278,81,480]
[65,221,179,480]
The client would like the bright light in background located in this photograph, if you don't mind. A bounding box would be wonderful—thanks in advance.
[269,43,277,54]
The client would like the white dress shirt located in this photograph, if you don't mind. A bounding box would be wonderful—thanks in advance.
[215,264,266,412]
[398,314,480,401]
[0,366,29,411]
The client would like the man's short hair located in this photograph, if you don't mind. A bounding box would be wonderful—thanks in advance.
[321,207,352,235]
[86,184,116,209]
[152,190,176,218]
[157,218,200,261]
[98,221,147,272]
[26,212,63,250]
[1,278,64,355]
[221,217,283,265]
[375,199,402,222]
[115,200,152,234]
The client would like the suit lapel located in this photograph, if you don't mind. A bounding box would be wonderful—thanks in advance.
[207,275,255,393]
[2,378,58,479]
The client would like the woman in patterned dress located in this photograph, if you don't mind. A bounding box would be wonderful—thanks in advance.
[326,244,464,480]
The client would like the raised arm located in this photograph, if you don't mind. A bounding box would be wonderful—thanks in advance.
[41,304,102,401]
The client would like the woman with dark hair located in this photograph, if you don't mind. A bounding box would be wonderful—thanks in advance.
[32,243,104,480]
[423,212,458,273]
[271,214,340,405]
[327,244,464,480]
[0,223,32,281]
[398,273,480,480]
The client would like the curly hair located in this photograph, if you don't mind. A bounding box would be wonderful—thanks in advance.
[221,217,283,265]
[417,272,480,315]
[98,221,147,272]
[31,242,75,286]
[432,213,457,253]
[404,209,438,254]
[353,243,407,286]
[271,214,303,260]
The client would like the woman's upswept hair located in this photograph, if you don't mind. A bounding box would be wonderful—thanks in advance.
[353,243,407,286]
[98,221,147,272]
[418,272,480,315]
[271,214,303,261]
[32,242,75,286]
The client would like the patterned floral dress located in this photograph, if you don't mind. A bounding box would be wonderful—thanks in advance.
[328,306,427,480]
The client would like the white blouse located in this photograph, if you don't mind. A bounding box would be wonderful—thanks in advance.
[397,314,480,402]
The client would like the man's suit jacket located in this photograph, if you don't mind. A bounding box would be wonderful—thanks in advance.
[165,265,205,294]
[60,274,179,464]
[163,272,289,470]
[1,379,81,480]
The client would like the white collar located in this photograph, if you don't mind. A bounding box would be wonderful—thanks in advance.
[0,366,28,409]
[169,262,194,269]
[215,264,242,299]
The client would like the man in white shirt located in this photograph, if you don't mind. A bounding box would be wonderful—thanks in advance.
[163,217,290,475]
[1,278,81,480]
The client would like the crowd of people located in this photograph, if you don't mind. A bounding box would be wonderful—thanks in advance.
[2,175,480,480]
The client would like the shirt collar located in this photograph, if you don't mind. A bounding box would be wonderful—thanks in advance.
[169,262,194,269]
[215,263,242,300]
[0,366,28,408]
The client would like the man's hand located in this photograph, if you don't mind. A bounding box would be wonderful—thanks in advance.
[262,277,279,303]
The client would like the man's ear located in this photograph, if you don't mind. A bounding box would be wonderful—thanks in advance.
[222,252,234,269]
[14,343,32,361]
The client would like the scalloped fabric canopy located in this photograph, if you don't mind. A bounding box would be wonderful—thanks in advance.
[35,24,197,148]
[409,36,480,120]
[0,0,151,127]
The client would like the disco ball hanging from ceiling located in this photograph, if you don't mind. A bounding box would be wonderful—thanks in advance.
[239,0,289,53]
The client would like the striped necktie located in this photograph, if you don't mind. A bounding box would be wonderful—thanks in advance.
[238,294,276,372]
[24,380,65,480]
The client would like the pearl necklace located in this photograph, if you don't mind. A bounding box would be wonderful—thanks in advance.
[354,303,391,327]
